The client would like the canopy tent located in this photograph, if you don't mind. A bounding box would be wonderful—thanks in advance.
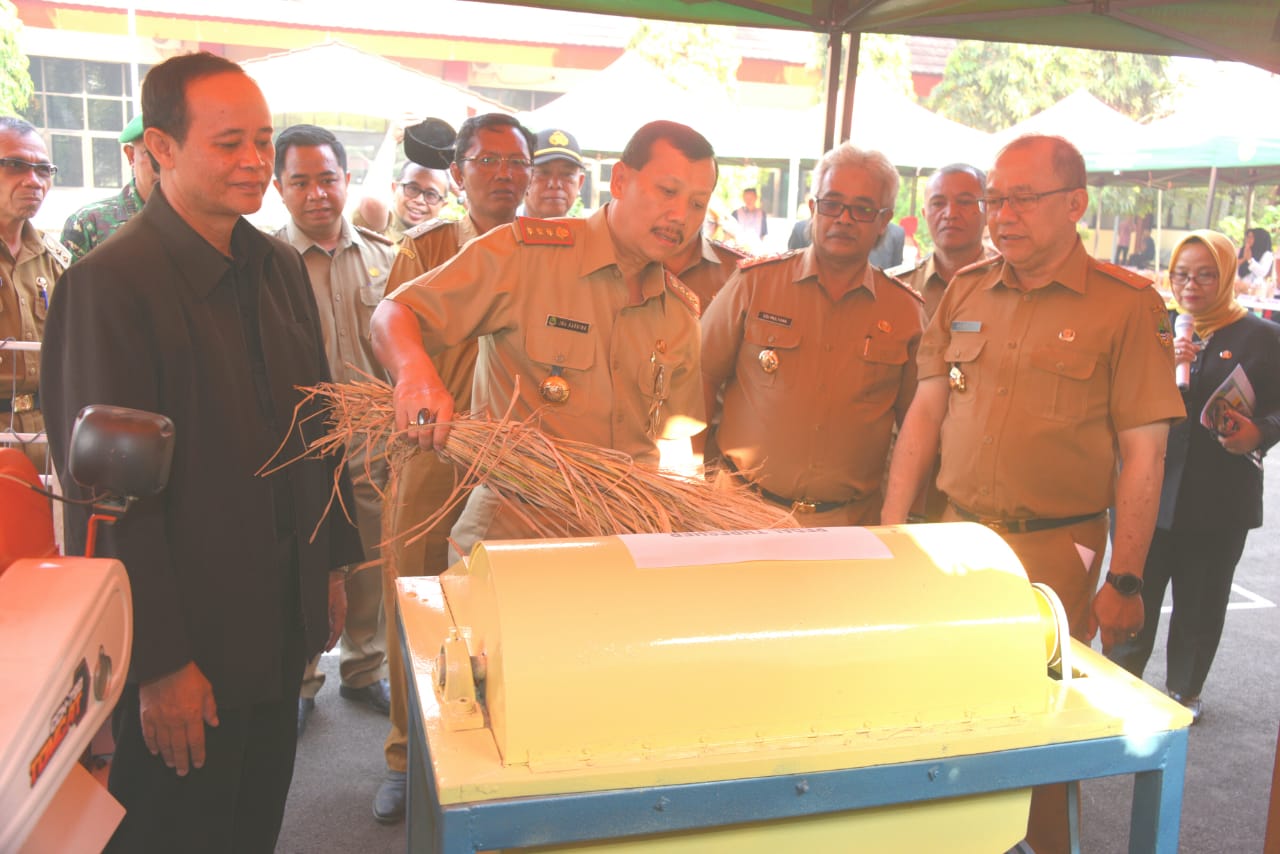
[521,51,991,168]
[470,1,1280,150]
[992,89,1147,153]
[241,39,512,123]
[468,1,1280,74]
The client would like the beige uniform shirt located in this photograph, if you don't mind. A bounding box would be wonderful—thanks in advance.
[920,238,1184,519]
[275,219,395,385]
[0,223,68,395]
[702,246,925,504]
[388,217,481,412]
[673,236,747,312]
[888,247,997,322]
[387,206,704,466]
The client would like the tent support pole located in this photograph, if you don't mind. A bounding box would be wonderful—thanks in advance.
[1204,166,1219,229]
[787,156,802,232]
[823,31,843,153]
[1245,184,1256,230]
[1157,188,1164,275]
[840,32,861,142]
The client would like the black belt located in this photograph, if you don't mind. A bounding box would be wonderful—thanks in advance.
[719,456,858,514]
[0,392,38,414]
[950,502,1104,535]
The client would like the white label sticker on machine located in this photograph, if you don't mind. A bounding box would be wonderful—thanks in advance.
[617,527,892,569]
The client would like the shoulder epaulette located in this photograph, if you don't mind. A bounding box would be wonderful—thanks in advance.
[709,237,748,260]
[354,224,394,246]
[664,270,701,317]
[40,231,72,270]
[397,218,454,259]
[401,217,452,242]
[737,249,797,270]
[879,269,925,304]
[954,254,1001,278]
[516,216,575,246]
[885,256,924,278]
[1094,260,1154,289]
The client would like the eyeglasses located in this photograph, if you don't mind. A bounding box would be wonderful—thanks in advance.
[1169,270,1220,286]
[398,183,444,203]
[0,158,58,179]
[978,187,1078,214]
[813,198,891,223]
[459,155,532,171]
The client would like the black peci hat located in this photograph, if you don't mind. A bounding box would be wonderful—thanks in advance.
[403,118,456,170]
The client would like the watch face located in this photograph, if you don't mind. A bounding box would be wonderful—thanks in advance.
[1108,572,1143,596]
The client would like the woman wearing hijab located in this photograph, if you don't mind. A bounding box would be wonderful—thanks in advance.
[1238,227,1275,291]
[1111,230,1280,723]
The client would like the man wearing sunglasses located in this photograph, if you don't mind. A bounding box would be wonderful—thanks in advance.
[882,134,1184,854]
[701,143,924,527]
[372,111,534,824]
[0,117,70,471]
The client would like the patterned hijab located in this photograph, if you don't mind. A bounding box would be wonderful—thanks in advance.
[1170,229,1247,338]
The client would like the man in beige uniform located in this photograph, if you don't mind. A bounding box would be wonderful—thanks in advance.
[0,117,70,472]
[373,127,713,808]
[372,112,534,822]
[882,135,1184,854]
[703,144,923,526]
[372,119,712,513]
[273,124,395,735]
[886,162,993,322]
[666,223,747,311]
[886,162,993,520]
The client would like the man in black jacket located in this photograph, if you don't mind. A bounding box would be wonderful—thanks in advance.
[41,52,362,853]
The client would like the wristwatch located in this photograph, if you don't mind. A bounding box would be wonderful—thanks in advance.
[1105,571,1144,596]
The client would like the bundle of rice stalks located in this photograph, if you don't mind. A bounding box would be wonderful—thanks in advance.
[279,377,796,548]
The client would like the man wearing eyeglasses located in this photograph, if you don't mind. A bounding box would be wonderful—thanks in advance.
[372,111,534,824]
[701,143,924,526]
[353,161,450,245]
[887,162,994,322]
[0,117,70,471]
[522,127,585,219]
[882,134,1184,854]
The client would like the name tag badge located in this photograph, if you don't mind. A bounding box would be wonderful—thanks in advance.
[951,320,982,333]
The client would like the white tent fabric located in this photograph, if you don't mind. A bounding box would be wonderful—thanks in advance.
[241,39,512,123]
[991,89,1147,153]
[520,51,992,170]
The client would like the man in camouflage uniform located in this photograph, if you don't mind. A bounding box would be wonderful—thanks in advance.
[0,117,70,471]
[60,113,157,262]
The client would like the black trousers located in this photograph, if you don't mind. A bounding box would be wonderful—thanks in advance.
[1111,525,1248,698]
[104,638,305,854]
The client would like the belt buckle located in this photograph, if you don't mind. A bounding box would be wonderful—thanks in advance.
[792,499,818,514]
[12,393,34,414]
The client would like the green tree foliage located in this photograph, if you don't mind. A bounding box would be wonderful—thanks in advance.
[927,42,1175,131]
[808,32,914,104]
[628,21,741,89]
[0,0,33,116]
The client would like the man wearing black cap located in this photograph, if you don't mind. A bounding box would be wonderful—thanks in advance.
[523,127,585,219]
[59,112,158,262]
[373,111,534,824]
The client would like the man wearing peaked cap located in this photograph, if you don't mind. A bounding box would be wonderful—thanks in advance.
[523,127,585,219]
[59,112,158,262]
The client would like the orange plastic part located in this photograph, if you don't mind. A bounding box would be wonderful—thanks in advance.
[0,448,58,573]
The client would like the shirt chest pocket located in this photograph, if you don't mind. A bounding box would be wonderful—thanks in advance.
[358,269,388,308]
[524,322,596,412]
[743,317,802,390]
[1025,345,1099,422]
[858,335,910,399]
[944,335,986,408]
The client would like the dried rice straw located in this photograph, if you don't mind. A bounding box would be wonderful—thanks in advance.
[275,377,795,554]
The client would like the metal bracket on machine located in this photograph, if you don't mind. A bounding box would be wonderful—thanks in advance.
[434,627,486,731]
